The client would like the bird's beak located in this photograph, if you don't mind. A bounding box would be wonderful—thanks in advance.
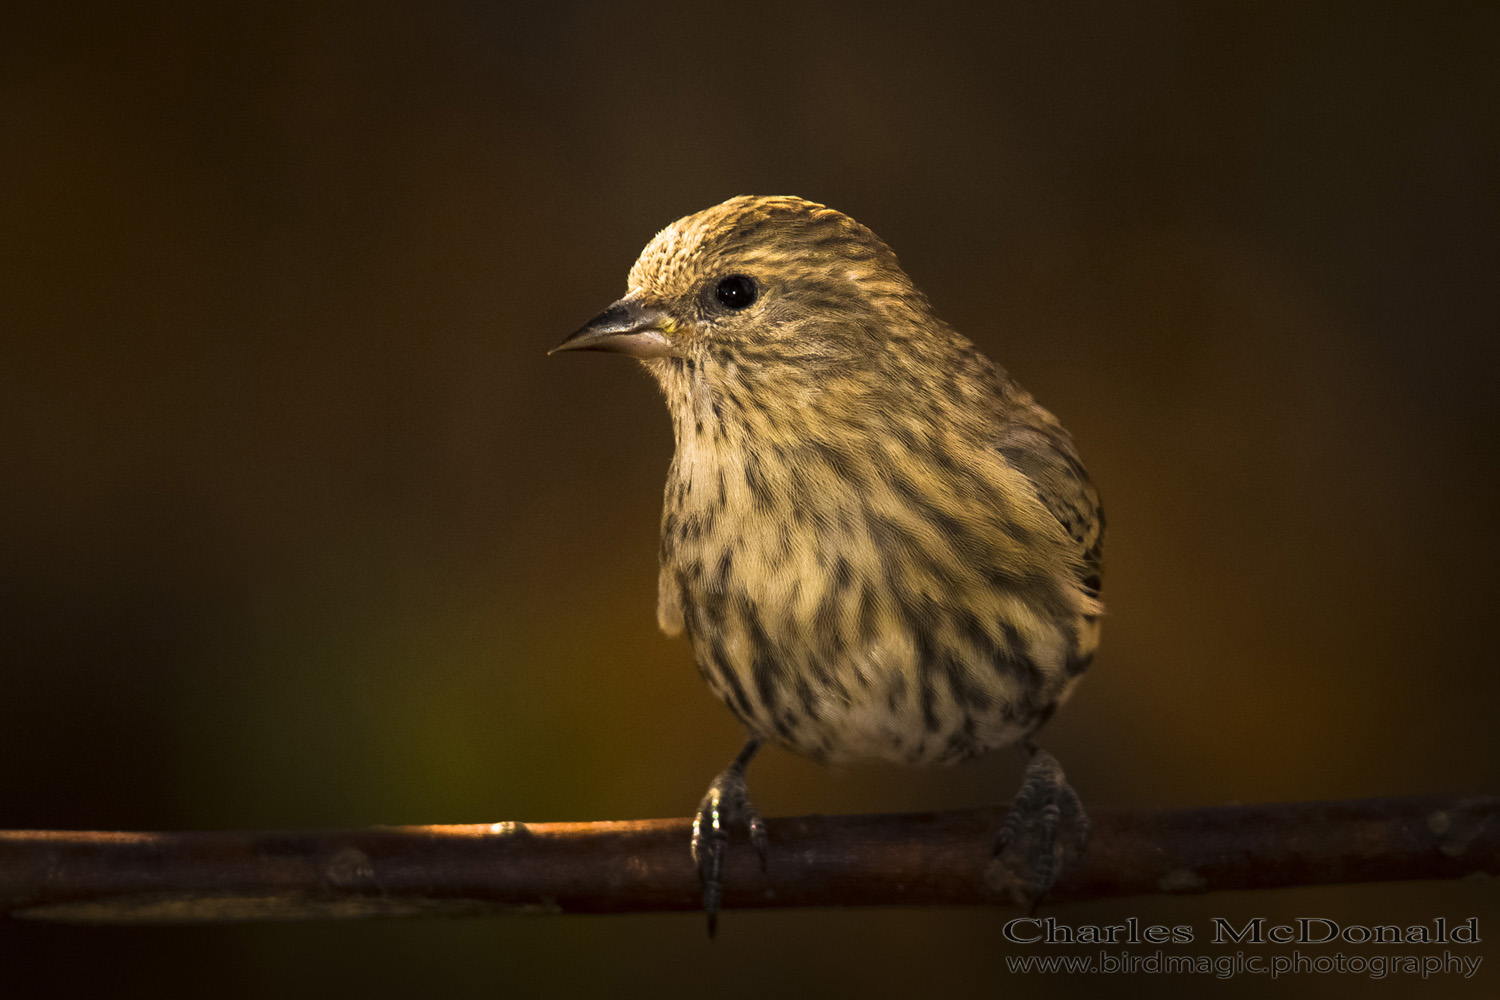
[550,298,677,359]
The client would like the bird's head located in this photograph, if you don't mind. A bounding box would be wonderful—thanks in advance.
[552,196,934,375]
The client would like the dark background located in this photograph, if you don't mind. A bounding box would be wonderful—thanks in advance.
[3,2,1497,997]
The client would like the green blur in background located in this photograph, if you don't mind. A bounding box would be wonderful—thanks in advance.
[2,2,1497,997]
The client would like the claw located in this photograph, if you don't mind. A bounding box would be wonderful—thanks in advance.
[988,744,1088,908]
[692,738,764,937]
[747,812,769,870]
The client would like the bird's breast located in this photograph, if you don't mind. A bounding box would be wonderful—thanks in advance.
[656,424,1085,766]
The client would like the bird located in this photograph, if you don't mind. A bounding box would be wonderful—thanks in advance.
[552,196,1103,933]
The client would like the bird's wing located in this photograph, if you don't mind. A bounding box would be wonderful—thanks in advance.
[993,423,1104,590]
[658,562,686,637]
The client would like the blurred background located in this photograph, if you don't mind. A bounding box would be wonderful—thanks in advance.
[2,2,1497,997]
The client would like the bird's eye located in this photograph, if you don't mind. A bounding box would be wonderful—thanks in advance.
[713,274,758,310]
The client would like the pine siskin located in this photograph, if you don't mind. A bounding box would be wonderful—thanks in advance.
[553,196,1103,932]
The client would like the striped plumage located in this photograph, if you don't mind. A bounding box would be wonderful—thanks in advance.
[555,195,1103,925]
[642,197,1101,764]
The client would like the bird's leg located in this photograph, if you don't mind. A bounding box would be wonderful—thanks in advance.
[691,738,767,937]
[989,742,1090,909]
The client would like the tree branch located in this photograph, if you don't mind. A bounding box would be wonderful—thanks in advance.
[0,793,1494,923]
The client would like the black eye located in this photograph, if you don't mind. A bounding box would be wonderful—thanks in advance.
[714,274,758,310]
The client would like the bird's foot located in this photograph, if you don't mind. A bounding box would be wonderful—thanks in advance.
[691,739,766,937]
[988,745,1089,909]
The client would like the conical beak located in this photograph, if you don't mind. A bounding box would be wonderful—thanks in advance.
[550,298,676,359]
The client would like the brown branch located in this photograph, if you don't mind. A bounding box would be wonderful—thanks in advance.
[0,793,1494,923]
